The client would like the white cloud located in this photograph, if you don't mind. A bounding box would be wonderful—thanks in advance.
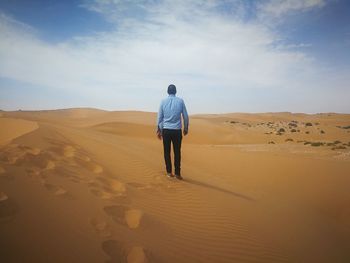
[258,0,326,17]
[0,1,349,113]
[0,9,309,90]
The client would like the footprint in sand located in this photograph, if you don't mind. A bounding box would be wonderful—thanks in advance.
[25,147,41,156]
[45,160,56,170]
[102,240,125,263]
[109,179,126,195]
[75,154,91,163]
[43,183,72,199]
[90,217,112,238]
[0,191,8,201]
[125,209,143,229]
[0,144,31,164]
[11,148,56,171]
[75,154,103,173]
[104,205,143,229]
[102,240,150,263]
[63,145,76,158]
[104,205,128,225]
[127,182,152,190]
[90,189,116,200]
[81,156,91,162]
[127,246,148,263]
[26,168,41,178]
[148,174,177,192]
[87,180,100,188]
[85,162,103,174]
[5,156,18,165]
[88,177,127,201]
[69,174,88,183]
[0,192,18,222]
[0,166,14,180]
[18,145,41,155]
[89,177,127,198]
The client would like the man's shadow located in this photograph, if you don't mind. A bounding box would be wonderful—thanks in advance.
[183,178,255,201]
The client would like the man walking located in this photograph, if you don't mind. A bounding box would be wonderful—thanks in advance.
[157,84,189,180]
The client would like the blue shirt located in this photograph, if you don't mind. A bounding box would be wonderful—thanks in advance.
[157,94,189,131]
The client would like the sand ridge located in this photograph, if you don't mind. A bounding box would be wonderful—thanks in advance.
[0,118,38,145]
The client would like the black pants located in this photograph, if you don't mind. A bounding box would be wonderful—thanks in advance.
[162,129,182,175]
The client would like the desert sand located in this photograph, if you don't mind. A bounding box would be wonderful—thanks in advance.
[1,109,350,262]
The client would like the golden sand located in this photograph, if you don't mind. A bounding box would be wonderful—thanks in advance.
[0,109,350,262]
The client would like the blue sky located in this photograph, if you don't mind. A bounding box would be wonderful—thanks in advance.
[0,0,349,113]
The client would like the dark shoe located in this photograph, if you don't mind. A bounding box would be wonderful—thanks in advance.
[167,173,174,178]
[175,174,183,180]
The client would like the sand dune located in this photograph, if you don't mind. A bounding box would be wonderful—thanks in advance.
[0,118,38,145]
[1,109,350,262]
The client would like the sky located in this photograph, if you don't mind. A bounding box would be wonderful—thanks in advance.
[0,0,349,113]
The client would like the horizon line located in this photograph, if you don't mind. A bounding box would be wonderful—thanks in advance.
[1,107,350,115]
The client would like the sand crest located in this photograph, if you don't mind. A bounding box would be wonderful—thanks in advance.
[0,118,38,145]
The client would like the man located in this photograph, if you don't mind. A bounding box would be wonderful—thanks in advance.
[157,84,189,180]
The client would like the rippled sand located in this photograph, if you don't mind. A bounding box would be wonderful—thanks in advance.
[1,109,350,262]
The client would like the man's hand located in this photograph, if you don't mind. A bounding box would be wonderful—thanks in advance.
[157,130,162,140]
[183,129,188,136]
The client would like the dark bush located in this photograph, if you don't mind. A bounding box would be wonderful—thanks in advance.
[305,122,313,126]
[310,142,324,147]
[335,125,350,129]
[332,146,346,150]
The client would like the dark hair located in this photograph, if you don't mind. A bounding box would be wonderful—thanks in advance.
[167,84,176,95]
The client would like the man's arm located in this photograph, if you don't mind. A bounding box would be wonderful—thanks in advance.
[157,101,164,139]
[182,101,189,135]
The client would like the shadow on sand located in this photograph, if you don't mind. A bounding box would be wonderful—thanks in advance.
[183,178,255,201]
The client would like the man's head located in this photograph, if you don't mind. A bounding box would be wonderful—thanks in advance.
[167,84,176,95]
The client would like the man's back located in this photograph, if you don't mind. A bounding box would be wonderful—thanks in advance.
[157,94,188,131]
